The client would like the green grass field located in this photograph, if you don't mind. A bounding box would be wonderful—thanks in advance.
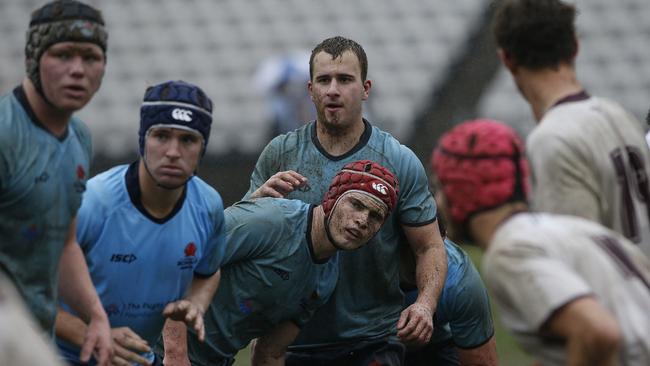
[232,244,533,366]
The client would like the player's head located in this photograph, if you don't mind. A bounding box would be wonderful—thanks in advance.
[310,36,368,81]
[139,80,213,157]
[321,160,398,249]
[25,0,108,100]
[493,0,577,70]
[431,119,529,231]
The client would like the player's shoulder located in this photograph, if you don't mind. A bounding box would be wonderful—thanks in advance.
[69,116,91,141]
[82,165,130,213]
[0,91,28,145]
[264,121,314,154]
[366,124,420,168]
[227,198,306,226]
[186,176,224,211]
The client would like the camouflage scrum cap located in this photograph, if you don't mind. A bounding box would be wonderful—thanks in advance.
[25,0,108,96]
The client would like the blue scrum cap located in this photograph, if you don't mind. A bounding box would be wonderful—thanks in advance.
[139,80,213,156]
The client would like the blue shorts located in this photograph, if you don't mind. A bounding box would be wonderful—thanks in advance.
[286,339,405,366]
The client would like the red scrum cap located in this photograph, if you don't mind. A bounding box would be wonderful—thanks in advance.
[322,160,399,222]
[431,119,529,225]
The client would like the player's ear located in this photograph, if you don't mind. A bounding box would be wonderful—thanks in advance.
[362,79,371,101]
[497,48,516,72]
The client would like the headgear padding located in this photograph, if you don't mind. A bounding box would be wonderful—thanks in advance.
[25,0,108,96]
[431,119,529,225]
[139,80,213,156]
[322,160,399,222]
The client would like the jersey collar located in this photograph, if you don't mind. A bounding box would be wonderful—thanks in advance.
[311,119,372,161]
[125,161,188,224]
[13,85,69,141]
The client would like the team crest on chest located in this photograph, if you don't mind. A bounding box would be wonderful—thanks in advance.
[73,164,87,193]
[177,241,198,270]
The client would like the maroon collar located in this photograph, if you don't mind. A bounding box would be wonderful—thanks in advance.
[552,90,590,108]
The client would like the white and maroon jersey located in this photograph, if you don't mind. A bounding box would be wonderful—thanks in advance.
[484,212,650,366]
[527,94,650,258]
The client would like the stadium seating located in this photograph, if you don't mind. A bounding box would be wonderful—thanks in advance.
[0,0,486,156]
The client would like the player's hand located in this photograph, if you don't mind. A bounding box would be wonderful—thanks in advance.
[250,171,308,198]
[110,327,151,366]
[162,300,205,342]
[397,302,433,346]
[79,313,114,366]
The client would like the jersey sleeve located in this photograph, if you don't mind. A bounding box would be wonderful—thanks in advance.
[220,202,278,265]
[244,137,283,199]
[483,239,592,333]
[75,179,106,252]
[194,192,226,277]
[395,145,437,226]
[527,129,600,222]
[443,261,494,349]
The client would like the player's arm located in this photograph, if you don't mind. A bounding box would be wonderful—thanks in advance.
[162,270,221,342]
[55,308,151,366]
[58,217,113,366]
[542,296,621,366]
[397,221,447,345]
[457,336,498,366]
[250,321,301,366]
[248,170,308,199]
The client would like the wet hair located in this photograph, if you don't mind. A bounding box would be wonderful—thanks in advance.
[309,36,368,81]
[492,0,577,69]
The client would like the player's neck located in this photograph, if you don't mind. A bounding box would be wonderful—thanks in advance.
[468,202,528,250]
[518,64,583,122]
[315,118,365,156]
[22,78,72,137]
[310,206,337,261]
[137,160,185,219]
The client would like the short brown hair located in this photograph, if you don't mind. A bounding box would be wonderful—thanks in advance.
[309,36,368,81]
[492,0,577,69]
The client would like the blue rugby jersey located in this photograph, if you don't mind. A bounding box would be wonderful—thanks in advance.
[0,86,91,332]
[405,238,494,351]
[187,198,338,365]
[246,120,437,346]
[57,163,225,364]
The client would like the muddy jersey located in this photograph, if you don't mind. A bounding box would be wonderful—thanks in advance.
[0,86,91,331]
[246,120,437,347]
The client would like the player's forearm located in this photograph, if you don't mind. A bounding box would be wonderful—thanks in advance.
[406,225,447,312]
[251,322,299,366]
[162,319,188,358]
[58,224,106,324]
[566,332,620,366]
[185,270,220,312]
[55,308,88,347]
[414,245,444,311]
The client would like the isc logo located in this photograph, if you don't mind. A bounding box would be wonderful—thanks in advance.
[372,182,387,195]
[171,108,193,122]
[110,253,137,263]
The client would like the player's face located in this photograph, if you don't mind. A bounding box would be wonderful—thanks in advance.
[143,127,203,189]
[39,42,105,111]
[308,50,370,133]
[328,192,387,250]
